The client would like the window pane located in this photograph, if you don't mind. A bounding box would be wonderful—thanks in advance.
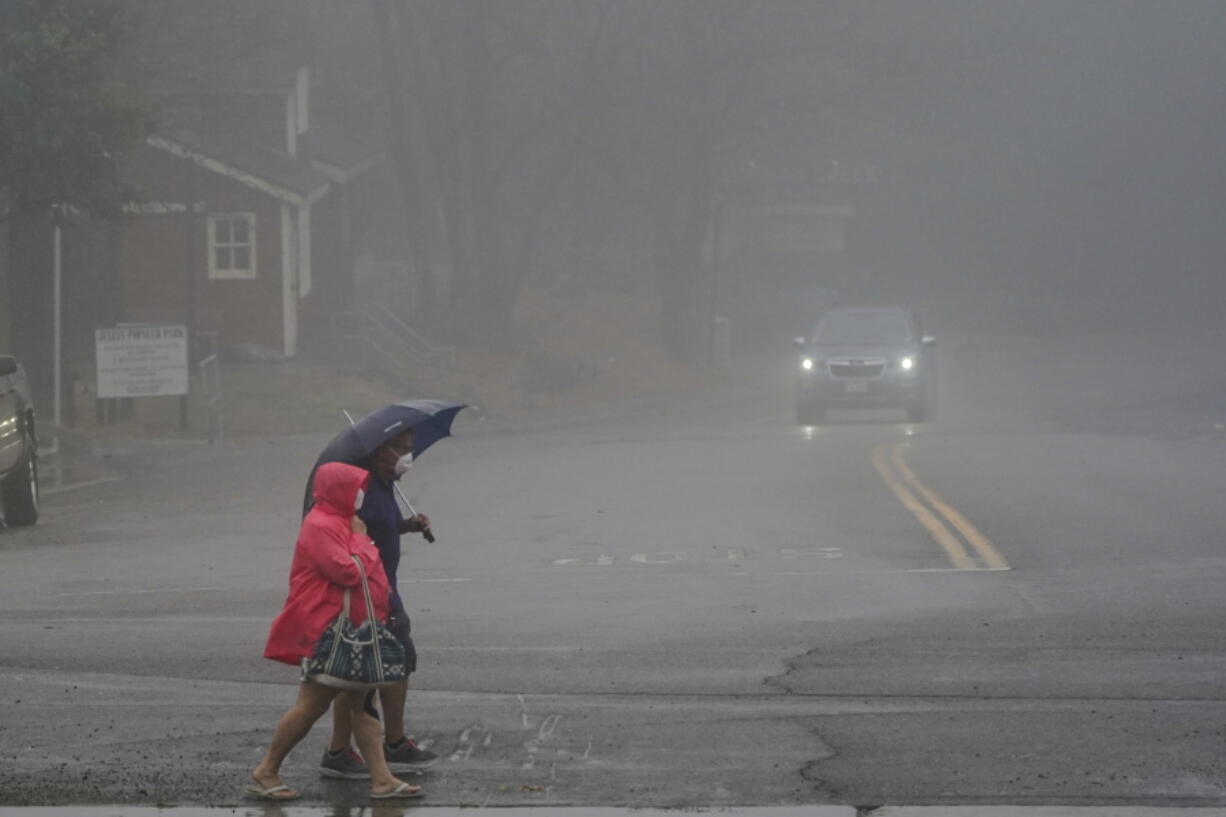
[233,218,249,244]
[215,247,232,270]
[214,218,231,243]
[233,247,250,270]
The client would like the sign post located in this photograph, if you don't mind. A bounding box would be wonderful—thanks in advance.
[53,224,62,429]
[95,326,190,421]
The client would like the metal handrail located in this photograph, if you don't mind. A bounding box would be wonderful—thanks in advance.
[330,309,453,378]
[368,305,455,373]
[199,354,223,443]
[369,303,434,352]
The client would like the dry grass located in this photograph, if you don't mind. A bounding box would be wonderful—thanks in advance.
[67,359,403,438]
[416,289,713,417]
[66,289,711,438]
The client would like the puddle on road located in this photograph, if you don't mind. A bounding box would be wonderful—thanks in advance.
[36,437,123,498]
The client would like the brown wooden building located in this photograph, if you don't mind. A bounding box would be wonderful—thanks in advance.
[118,68,384,360]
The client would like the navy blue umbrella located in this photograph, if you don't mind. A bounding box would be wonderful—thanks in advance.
[303,400,466,536]
[346,399,465,463]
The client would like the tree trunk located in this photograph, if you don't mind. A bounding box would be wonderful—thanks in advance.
[371,0,437,321]
[460,0,503,347]
[678,129,716,364]
[6,212,54,410]
[406,1,479,344]
[653,192,686,357]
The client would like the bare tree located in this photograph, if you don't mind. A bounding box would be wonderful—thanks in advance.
[370,0,641,347]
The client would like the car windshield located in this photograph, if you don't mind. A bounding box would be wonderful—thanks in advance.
[814,312,913,344]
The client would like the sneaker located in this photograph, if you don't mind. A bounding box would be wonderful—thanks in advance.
[319,746,371,780]
[383,738,438,771]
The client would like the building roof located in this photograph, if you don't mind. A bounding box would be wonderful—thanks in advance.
[149,128,330,206]
[308,115,386,182]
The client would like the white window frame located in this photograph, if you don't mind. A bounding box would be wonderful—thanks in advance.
[207,212,258,279]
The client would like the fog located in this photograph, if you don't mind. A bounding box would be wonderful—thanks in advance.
[6,4,1226,806]
[4,0,1226,422]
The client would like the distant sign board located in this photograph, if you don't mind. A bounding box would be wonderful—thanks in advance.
[96,325,189,398]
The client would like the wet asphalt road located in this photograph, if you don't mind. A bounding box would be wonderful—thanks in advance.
[1,326,1225,808]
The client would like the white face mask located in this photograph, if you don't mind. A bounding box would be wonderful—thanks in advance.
[354,489,366,513]
[393,451,414,477]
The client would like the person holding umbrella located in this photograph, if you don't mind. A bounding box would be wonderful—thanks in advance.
[307,401,464,779]
[249,461,421,801]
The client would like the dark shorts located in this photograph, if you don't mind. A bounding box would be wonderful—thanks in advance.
[388,608,417,674]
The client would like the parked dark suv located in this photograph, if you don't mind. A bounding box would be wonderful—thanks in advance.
[0,355,39,525]
[794,307,935,424]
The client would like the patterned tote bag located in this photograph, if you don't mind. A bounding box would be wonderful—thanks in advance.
[303,555,406,689]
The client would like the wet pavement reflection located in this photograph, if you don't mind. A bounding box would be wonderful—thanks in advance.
[36,434,122,498]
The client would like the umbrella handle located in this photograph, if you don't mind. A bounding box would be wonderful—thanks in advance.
[393,482,436,543]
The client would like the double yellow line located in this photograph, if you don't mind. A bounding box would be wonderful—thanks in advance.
[872,443,1010,571]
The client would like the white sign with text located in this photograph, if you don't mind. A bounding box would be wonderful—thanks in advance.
[96,325,189,398]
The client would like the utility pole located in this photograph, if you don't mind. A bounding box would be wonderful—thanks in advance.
[52,220,62,429]
[181,166,198,432]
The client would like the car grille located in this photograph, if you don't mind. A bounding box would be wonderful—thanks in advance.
[828,358,886,378]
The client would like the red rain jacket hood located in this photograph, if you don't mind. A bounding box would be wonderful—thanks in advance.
[264,462,391,665]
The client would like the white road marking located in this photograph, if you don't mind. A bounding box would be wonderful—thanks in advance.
[538,713,562,739]
[40,476,124,497]
[50,563,1007,602]
[780,547,844,559]
[57,586,227,597]
[518,694,531,729]
[449,726,484,762]
[54,578,472,599]
[552,555,614,566]
[630,551,689,563]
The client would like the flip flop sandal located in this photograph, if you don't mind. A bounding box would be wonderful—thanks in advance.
[244,783,300,801]
[372,782,424,800]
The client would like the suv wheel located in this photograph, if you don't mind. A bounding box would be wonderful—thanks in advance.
[2,441,39,526]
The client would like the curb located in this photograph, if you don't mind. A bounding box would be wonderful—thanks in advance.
[1,806,1223,815]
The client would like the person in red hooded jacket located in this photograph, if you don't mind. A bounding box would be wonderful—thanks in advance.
[246,462,422,802]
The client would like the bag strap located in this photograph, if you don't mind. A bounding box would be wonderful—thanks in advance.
[350,554,380,627]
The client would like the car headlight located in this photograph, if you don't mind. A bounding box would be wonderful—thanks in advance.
[899,356,915,371]
[800,357,816,372]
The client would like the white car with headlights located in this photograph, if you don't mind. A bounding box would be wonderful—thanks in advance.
[793,307,935,424]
